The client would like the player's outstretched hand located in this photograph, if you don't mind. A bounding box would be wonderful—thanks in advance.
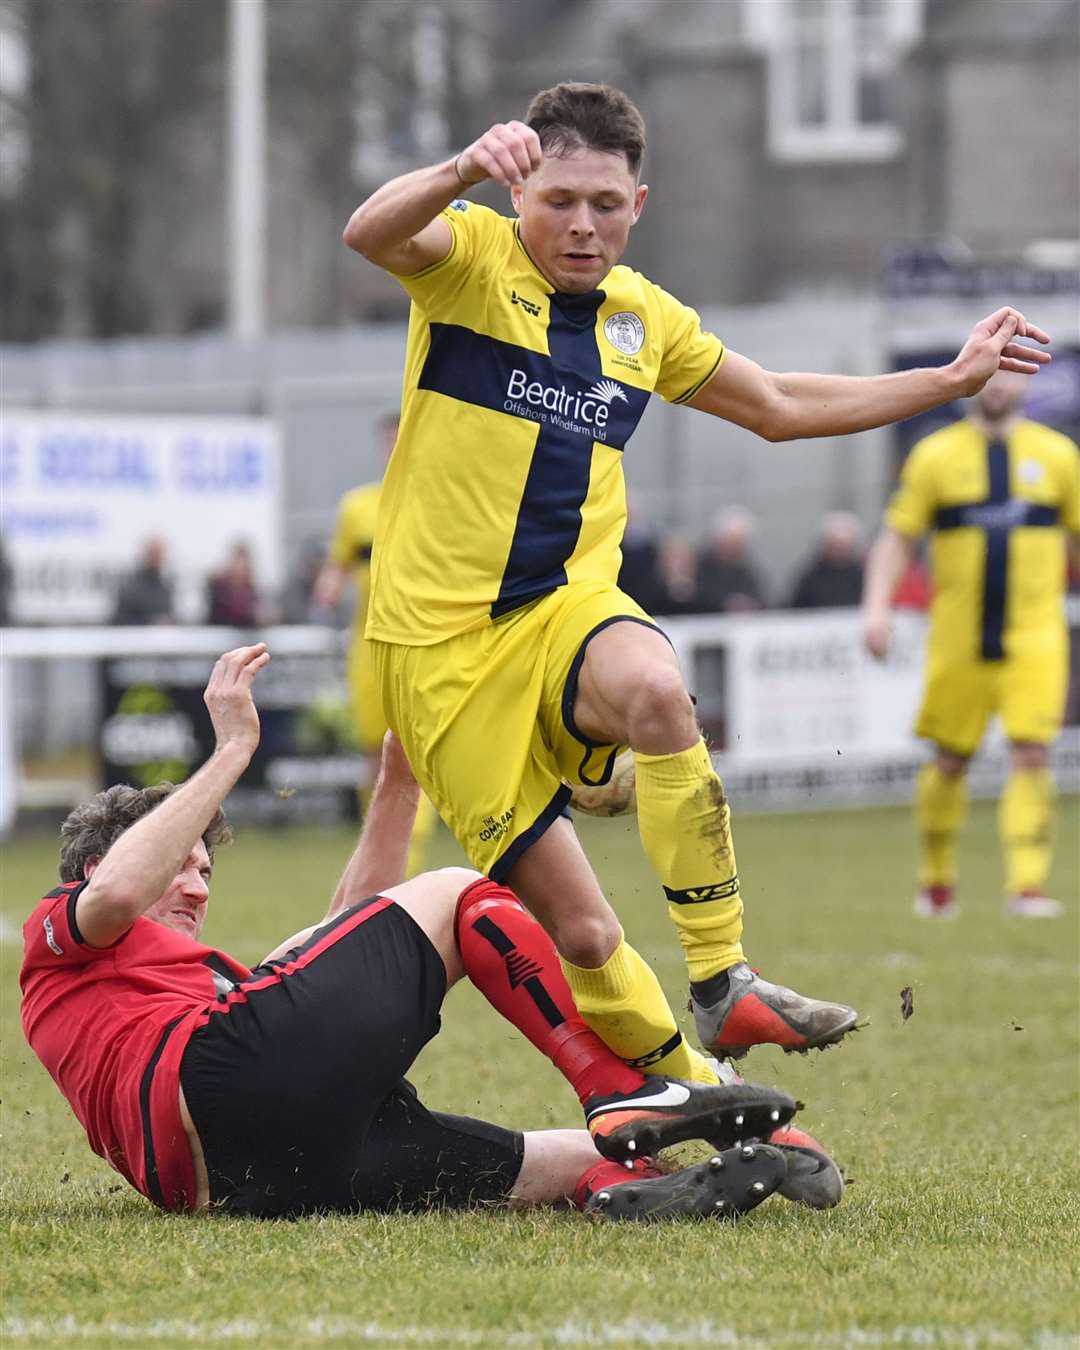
[456,121,542,189]
[950,307,1051,397]
[204,643,270,760]
[862,610,892,661]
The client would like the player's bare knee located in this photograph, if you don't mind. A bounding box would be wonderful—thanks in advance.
[442,865,484,893]
[936,750,969,778]
[388,867,478,984]
[1009,742,1049,772]
[623,664,696,751]
[553,909,621,968]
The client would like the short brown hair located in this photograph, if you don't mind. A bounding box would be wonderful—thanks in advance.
[58,783,232,883]
[526,82,646,175]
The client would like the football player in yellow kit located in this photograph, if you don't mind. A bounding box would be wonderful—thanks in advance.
[314,412,437,877]
[341,80,1051,1118]
[863,372,1079,919]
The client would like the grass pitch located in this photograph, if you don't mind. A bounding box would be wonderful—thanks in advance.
[2,799,1078,1349]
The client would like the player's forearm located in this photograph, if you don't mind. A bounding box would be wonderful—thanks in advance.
[342,158,462,261]
[312,562,348,612]
[768,365,964,442]
[84,744,251,926]
[326,766,420,918]
[861,529,913,617]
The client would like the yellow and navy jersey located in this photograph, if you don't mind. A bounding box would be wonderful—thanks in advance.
[886,418,1080,661]
[366,201,726,644]
[329,482,382,636]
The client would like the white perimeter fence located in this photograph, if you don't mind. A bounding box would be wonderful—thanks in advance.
[1,607,1078,837]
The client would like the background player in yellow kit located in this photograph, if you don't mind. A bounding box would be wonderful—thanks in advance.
[863,371,1080,918]
[341,81,1051,1091]
[315,411,436,877]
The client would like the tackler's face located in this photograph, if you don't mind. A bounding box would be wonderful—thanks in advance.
[144,840,213,941]
[512,147,647,295]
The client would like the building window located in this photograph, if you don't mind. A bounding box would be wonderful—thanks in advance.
[744,0,923,162]
[351,1,490,184]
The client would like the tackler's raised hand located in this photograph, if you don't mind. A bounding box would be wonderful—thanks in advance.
[455,121,543,189]
[203,643,271,760]
[950,307,1052,397]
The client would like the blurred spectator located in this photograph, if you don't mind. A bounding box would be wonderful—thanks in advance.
[0,535,12,625]
[282,539,340,625]
[207,541,261,627]
[618,493,665,614]
[789,511,865,609]
[694,506,768,613]
[112,536,175,625]
[654,532,700,615]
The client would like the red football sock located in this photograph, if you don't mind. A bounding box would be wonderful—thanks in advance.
[454,878,646,1105]
[572,1156,662,1211]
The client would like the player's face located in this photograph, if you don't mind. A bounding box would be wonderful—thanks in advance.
[512,148,647,294]
[973,370,1026,422]
[146,840,212,940]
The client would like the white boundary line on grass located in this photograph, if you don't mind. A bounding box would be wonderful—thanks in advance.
[1,1317,1075,1348]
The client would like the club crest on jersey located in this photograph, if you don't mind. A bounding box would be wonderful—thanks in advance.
[1020,459,1043,484]
[604,311,645,356]
[43,915,63,955]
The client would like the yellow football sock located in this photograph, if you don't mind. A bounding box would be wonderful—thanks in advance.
[634,738,744,983]
[915,763,968,889]
[562,935,719,1084]
[999,768,1056,895]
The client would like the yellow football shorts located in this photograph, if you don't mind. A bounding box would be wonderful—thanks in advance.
[915,640,1068,755]
[347,633,389,755]
[370,581,660,879]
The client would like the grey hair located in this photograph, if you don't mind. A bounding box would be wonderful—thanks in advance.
[58,782,232,883]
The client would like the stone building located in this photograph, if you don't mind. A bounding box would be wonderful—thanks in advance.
[3,0,1076,338]
[478,0,1080,310]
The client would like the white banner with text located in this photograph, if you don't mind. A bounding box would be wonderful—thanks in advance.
[0,411,282,623]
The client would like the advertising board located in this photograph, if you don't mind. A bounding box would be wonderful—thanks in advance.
[0,412,282,623]
[98,646,363,824]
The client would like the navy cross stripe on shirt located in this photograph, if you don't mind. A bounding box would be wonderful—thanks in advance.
[932,440,1059,660]
[418,299,652,618]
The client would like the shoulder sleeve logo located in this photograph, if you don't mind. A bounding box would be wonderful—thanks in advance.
[43,915,63,956]
[604,311,645,356]
[449,199,469,212]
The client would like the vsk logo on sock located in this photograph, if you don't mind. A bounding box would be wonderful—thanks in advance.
[663,878,740,905]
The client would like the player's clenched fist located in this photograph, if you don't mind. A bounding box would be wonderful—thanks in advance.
[862,611,892,661]
[455,121,542,189]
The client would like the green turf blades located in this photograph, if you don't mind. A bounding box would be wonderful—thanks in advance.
[4,799,1078,1348]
